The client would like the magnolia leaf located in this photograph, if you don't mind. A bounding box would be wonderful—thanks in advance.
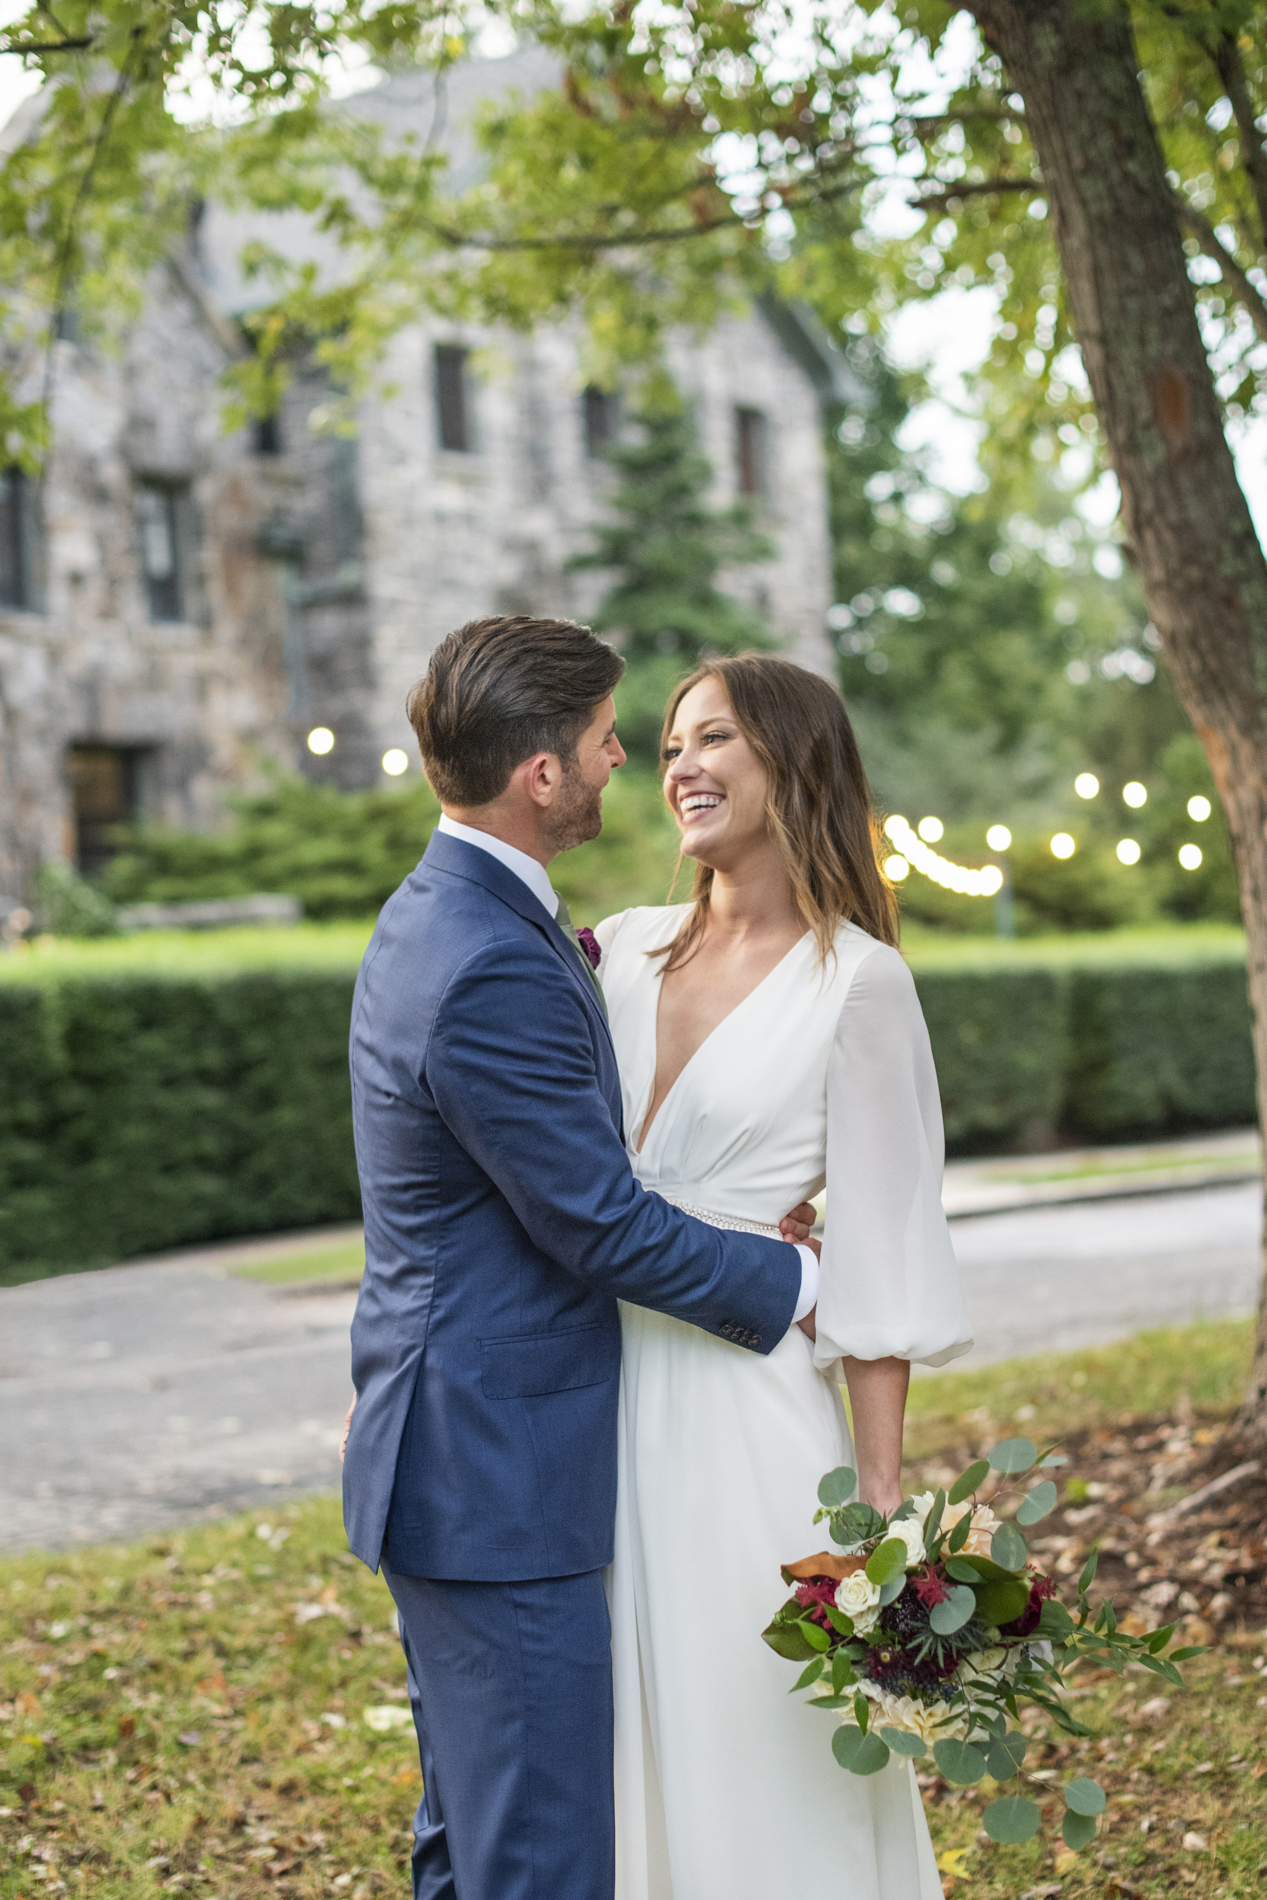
[1061,1809,1097,1851]
[791,1658,825,1692]
[932,1738,987,1785]
[1064,1777,1106,1816]
[832,1727,890,1776]
[864,1537,908,1586]
[987,1436,1037,1474]
[879,1727,927,1758]
[1036,1598,1074,1641]
[974,1578,1032,1627]
[991,1521,1028,1571]
[929,1584,976,1635]
[761,1621,821,1662]
[984,1730,1028,1780]
[1016,1480,1058,1525]
[948,1459,989,1505]
[818,1466,858,1508]
[983,1795,1041,1844]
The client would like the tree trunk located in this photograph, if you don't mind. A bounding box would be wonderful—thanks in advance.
[964,0,1267,1442]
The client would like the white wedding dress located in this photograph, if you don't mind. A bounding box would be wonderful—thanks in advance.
[594,906,974,1900]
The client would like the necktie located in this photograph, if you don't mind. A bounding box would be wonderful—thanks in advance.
[555,897,608,1018]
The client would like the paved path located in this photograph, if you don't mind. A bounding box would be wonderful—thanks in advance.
[5,1181,1262,1554]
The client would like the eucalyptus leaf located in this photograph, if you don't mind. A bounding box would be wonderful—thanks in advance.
[878,1573,907,1606]
[832,1727,890,1776]
[932,1739,987,1785]
[878,1727,927,1758]
[1064,1777,1106,1816]
[1061,1809,1097,1851]
[864,1537,908,1586]
[1039,1451,1068,1467]
[943,1557,979,1584]
[991,1521,1028,1571]
[987,1436,1038,1474]
[818,1466,858,1508]
[948,1459,989,1505]
[983,1795,1041,1844]
[929,1584,976,1636]
[984,1731,1028,1780]
[1016,1479,1058,1525]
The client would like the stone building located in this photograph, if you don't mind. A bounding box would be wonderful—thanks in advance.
[0,50,855,902]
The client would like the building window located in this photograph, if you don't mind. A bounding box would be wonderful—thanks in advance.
[67,745,142,880]
[0,467,42,610]
[434,344,473,452]
[253,413,282,455]
[583,385,619,459]
[136,480,188,622]
[735,407,769,499]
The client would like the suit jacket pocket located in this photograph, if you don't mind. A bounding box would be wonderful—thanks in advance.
[479,1324,620,1400]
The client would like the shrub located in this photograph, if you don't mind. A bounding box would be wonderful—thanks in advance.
[913,965,1069,1151]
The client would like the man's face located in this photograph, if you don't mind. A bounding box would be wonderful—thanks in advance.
[542,695,626,853]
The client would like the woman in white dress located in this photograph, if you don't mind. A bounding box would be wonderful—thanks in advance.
[594,656,973,1900]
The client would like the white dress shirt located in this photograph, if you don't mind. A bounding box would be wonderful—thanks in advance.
[434,811,819,1326]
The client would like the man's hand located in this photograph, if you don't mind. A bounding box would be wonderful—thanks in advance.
[779,1201,819,1245]
[339,1396,356,1464]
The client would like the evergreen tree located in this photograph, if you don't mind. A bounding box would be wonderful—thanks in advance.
[571,401,774,761]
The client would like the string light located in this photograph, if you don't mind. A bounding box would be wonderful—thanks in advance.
[1178,844,1203,870]
[1187,795,1211,822]
[1117,838,1141,865]
[307,727,335,756]
[884,853,910,882]
[883,816,1004,897]
[382,748,409,776]
[1122,781,1147,808]
[1074,773,1099,799]
[917,816,944,842]
[1050,833,1076,860]
[986,825,1012,851]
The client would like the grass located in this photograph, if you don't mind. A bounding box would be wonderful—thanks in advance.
[229,1242,365,1288]
[998,1147,1259,1186]
[902,919,1246,968]
[3,1319,1264,1897]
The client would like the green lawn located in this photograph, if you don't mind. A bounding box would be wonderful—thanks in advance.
[230,1241,365,1287]
[3,1317,1263,1897]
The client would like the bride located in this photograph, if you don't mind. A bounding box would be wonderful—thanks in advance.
[593,655,973,1899]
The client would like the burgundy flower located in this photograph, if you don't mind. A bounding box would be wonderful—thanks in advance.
[1000,1572,1057,1639]
[794,1576,840,1631]
[575,926,602,970]
[914,1569,951,1607]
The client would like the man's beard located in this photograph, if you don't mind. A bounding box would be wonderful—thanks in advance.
[542,762,604,854]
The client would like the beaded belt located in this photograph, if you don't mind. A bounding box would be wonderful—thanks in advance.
[661,1195,782,1239]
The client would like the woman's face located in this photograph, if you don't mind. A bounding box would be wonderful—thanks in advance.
[662,678,770,870]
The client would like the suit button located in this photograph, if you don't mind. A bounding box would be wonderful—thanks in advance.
[750,1334,761,1348]
[720,1322,733,1337]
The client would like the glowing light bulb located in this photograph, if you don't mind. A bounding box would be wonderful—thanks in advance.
[1122,781,1147,808]
[1074,773,1099,799]
[884,854,910,882]
[986,825,1012,851]
[1050,833,1076,860]
[882,815,1006,897]
[307,727,335,756]
[1178,843,1203,870]
[382,748,409,777]
[1187,795,1211,822]
[917,816,944,843]
[1116,838,1141,865]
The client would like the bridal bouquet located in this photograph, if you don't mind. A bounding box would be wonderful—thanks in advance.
[762,1436,1203,1853]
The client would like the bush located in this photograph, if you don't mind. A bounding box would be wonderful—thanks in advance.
[913,965,1069,1150]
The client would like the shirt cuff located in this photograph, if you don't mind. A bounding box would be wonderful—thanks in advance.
[792,1244,819,1324]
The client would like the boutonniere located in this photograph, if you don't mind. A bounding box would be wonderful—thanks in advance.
[575,926,601,971]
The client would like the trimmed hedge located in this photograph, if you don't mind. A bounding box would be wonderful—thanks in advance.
[0,934,1257,1278]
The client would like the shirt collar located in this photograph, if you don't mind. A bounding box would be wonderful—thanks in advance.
[436,814,557,923]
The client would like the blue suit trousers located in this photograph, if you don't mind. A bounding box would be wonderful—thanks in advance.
[384,1561,615,1900]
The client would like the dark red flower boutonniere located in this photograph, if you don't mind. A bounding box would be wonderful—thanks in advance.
[575,927,601,971]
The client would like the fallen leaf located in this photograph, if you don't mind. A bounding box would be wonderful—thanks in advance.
[1251,1760,1267,1780]
[117,1715,135,1739]
[1053,1849,1079,1875]
[936,1848,970,1879]
[195,1675,227,1696]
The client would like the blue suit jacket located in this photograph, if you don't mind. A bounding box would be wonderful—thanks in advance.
[342,829,801,1580]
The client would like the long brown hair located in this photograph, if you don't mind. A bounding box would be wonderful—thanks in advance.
[655,654,898,972]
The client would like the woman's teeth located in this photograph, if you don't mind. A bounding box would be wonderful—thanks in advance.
[680,794,723,816]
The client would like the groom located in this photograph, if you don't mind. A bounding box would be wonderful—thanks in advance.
[342,615,818,1900]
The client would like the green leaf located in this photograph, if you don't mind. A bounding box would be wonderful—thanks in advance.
[974,1579,1032,1627]
[952,1553,1015,1583]
[825,1605,855,1638]
[865,1537,909,1586]
[878,1573,907,1606]
[1036,1598,1074,1641]
[929,1584,977,1635]
[832,1502,886,1546]
[991,1521,1028,1571]
[831,1650,854,1694]
[879,1727,927,1758]
[761,1621,820,1662]
[1170,1645,1208,1661]
[1016,1480,1058,1525]
[1146,1621,1177,1654]
[832,1726,890,1776]
[923,1487,947,1548]
[806,1695,854,1709]
[1139,1654,1183,1684]
[947,1511,972,1553]
[943,1557,979,1584]
[932,1738,987,1785]
[984,1795,1041,1844]
[1038,1451,1068,1467]
[948,1459,989,1505]
[854,1691,869,1734]
[818,1466,858,1508]
[797,1618,830,1652]
[791,1659,825,1692]
[987,1436,1038,1474]
[1061,1809,1098,1851]
[1078,1548,1099,1594]
[984,1730,1028,1780]
[1063,1777,1106,1816]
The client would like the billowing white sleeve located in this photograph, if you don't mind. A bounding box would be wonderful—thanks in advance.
[813,943,973,1373]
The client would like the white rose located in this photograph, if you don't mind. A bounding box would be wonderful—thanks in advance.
[905,1490,998,1559]
[835,1569,882,1636]
[887,1516,926,1568]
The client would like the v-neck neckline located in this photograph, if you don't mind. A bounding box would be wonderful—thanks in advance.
[633,929,811,1156]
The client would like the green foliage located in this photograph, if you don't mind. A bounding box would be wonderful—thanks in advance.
[572,400,774,762]
[34,861,119,938]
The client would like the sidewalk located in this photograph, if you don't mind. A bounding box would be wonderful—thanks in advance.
[941,1126,1260,1219]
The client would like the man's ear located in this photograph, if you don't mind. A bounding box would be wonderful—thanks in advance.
[519,750,564,809]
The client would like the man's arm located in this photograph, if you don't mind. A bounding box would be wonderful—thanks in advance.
[428,939,802,1351]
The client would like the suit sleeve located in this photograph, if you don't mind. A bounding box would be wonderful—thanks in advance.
[427,938,799,1353]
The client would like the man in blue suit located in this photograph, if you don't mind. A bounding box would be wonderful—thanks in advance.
[342,616,818,1900]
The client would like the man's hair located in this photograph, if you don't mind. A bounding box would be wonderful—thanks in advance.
[407,616,625,807]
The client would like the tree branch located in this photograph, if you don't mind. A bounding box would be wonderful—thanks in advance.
[908,175,1040,211]
[1210,33,1267,251]
[1176,197,1267,346]
[898,107,1025,129]
[2,36,94,52]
